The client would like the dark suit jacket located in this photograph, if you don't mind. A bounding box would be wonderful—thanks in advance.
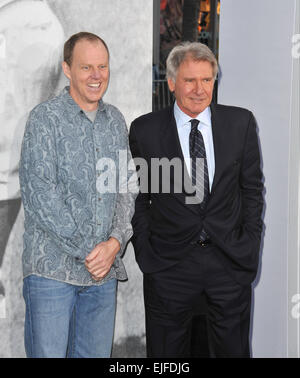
[129,103,264,286]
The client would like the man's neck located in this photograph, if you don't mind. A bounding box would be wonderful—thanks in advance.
[68,88,99,112]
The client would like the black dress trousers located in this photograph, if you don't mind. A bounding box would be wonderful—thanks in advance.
[143,243,252,358]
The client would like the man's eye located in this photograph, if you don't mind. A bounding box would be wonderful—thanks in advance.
[82,66,89,70]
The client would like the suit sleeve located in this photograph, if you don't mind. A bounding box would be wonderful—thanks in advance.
[129,121,154,264]
[240,112,264,241]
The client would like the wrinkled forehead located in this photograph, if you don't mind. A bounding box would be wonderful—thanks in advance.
[0,0,64,55]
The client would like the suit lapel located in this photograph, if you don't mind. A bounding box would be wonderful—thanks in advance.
[159,106,199,214]
[210,103,228,195]
[159,104,230,204]
[159,106,184,161]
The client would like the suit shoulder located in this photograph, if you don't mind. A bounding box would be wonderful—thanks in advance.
[131,107,172,129]
[214,103,253,120]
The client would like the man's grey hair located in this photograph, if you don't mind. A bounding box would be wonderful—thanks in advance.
[166,41,219,82]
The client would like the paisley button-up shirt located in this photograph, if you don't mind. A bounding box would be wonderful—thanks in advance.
[19,87,137,286]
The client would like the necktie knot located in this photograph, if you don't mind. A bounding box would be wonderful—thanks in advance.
[190,119,200,132]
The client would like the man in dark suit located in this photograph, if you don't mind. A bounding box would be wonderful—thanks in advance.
[129,42,264,358]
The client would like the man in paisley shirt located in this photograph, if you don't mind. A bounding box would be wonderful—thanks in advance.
[19,32,137,358]
[0,0,64,317]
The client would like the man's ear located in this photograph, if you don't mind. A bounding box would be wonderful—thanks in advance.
[62,61,71,80]
[167,78,175,92]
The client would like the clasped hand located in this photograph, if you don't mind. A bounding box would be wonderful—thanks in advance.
[85,237,120,281]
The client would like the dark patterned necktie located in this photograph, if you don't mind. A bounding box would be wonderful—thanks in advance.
[189,119,209,240]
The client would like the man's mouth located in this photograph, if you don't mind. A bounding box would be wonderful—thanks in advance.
[190,97,207,103]
[88,83,101,88]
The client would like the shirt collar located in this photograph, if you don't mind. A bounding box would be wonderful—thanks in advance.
[60,86,106,119]
[174,101,211,129]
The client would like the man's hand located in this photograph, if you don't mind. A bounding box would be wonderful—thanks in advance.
[85,237,120,281]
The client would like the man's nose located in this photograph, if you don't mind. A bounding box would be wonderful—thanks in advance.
[90,68,101,79]
[194,81,204,94]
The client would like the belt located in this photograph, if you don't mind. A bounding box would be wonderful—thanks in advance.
[191,239,212,247]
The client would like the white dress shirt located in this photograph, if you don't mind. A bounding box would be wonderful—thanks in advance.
[173,101,215,192]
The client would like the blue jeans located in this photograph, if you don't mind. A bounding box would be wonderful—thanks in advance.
[23,275,117,358]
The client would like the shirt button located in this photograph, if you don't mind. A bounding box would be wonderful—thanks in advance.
[96,148,99,152]
[98,197,102,201]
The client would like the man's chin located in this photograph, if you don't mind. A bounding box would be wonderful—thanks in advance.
[86,94,103,104]
[87,89,107,103]
[185,107,208,117]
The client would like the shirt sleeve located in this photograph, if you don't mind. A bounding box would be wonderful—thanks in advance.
[19,107,87,261]
[109,123,138,256]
